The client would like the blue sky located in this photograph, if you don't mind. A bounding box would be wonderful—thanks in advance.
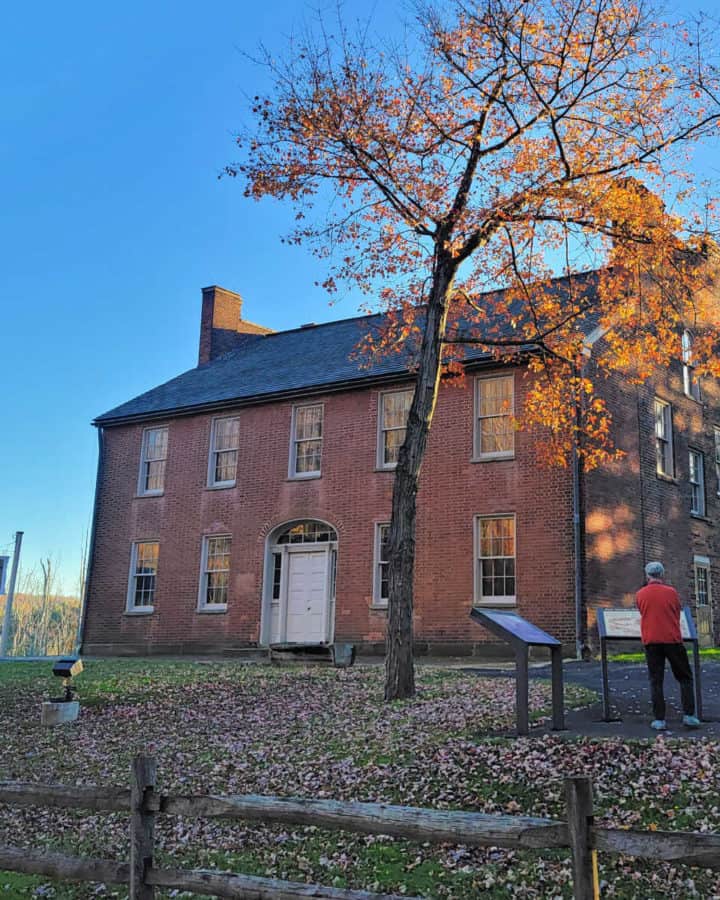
[1,0,717,592]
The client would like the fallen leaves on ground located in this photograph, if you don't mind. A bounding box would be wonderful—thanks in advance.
[0,660,717,899]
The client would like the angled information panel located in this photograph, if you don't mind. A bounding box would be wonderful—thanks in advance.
[597,607,694,641]
[473,608,562,647]
[470,608,564,736]
[595,606,702,721]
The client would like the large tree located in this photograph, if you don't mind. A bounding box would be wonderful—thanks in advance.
[230,0,720,699]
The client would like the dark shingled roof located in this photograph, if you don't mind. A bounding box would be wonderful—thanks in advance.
[95,312,449,424]
[94,271,602,425]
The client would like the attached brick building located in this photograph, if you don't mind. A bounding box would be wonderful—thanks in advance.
[80,282,719,657]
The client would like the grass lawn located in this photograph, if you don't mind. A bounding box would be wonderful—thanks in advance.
[0,659,717,899]
[610,647,720,662]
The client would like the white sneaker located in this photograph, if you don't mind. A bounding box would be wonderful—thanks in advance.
[651,719,667,730]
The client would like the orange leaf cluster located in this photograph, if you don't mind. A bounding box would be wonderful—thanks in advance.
[232,0,720,468]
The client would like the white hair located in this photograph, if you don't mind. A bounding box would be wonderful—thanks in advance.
[645,561,665,579]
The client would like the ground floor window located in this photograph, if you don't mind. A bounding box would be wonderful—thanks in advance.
[373,523,390,608]
[127,542,159,611]
[198,535,231,610]
[693,555,713,642]
[474,515,516,606]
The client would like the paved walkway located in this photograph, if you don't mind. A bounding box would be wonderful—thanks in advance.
[464,658,720,740]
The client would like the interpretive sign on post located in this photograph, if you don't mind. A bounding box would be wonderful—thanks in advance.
[596,606,702,721]
[470,608,565,736]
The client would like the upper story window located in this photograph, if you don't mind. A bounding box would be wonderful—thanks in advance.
[682,330,702,402]
[373,523,390,608]
[138,427,168,495]
[714,427,720,496]
[654,398,674,478]
[198,535,231,610]
[290,404,323,478]
[475,515,516,606]
[689,449,706,516]
[127,542,159,612]
[378,390,412,469]
[474,375,514,459]
[208,417,240,487]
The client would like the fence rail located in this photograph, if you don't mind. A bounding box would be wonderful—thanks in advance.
[1,756,720,898]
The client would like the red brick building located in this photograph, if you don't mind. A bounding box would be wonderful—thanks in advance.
[80,283,719,657]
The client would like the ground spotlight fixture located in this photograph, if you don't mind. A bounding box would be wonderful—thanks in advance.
[52,657,83,702]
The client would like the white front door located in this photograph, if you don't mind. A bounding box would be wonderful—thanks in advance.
[285,549,330,643]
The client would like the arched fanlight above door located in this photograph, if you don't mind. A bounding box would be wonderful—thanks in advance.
[275,521,338,544]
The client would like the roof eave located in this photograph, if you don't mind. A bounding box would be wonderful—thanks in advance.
[92,352,534,429]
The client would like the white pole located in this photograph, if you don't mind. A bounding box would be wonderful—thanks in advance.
[0,531,24,657]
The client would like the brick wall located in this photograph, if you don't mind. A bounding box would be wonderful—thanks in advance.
[83,366,578,656]
[584,342,720,645]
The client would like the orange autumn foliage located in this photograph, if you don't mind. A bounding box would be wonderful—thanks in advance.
[230,0,720,469]
[232,0,720,698]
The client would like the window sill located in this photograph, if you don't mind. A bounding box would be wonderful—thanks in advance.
[690,513,713,524]
[287,473,322,481]
[370,604,388,613]
[683,393,703,405]
[124,608,154,616]
[197,605,228,614]
[655,472,678,484]
[135,492,164,499]
[473,599,517,608]
[205,483,236,491]
[471,454,515,463]
[374,465,397,473]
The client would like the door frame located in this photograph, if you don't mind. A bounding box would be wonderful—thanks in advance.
[260,519,338,647]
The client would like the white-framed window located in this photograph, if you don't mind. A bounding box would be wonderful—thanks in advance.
[138,427,168,495]
[474,515,516,606]
[689,449,706,516]
[208,417,240,487]
[127,542,159,612]
[654,398,674,478]
[378,390,413,469]
[198,535,231,611]
[474,375,514,459]
[289,404,323,478]
[694,556,712,610]
[714,427,720,495]
[682,330,702,402]
[373,523,390,608]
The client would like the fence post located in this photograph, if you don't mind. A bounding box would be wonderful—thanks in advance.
[564,775,597,900]
[130,755,156,899]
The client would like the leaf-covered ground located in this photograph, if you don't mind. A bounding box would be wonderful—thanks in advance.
[0,660,717,899]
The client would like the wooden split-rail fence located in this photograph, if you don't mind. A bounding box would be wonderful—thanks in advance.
[1,756,720,899]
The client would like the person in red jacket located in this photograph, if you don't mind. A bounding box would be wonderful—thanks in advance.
[636,561,700,730]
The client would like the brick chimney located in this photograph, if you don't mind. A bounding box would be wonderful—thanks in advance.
[198,285,272,365]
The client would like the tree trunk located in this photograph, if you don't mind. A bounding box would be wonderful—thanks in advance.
[384,260,455,701]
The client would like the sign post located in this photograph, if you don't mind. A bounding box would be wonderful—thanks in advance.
[0,532,23,658]
[0,557,9,595]
[470,608,565,736]
[596,606,703,721]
